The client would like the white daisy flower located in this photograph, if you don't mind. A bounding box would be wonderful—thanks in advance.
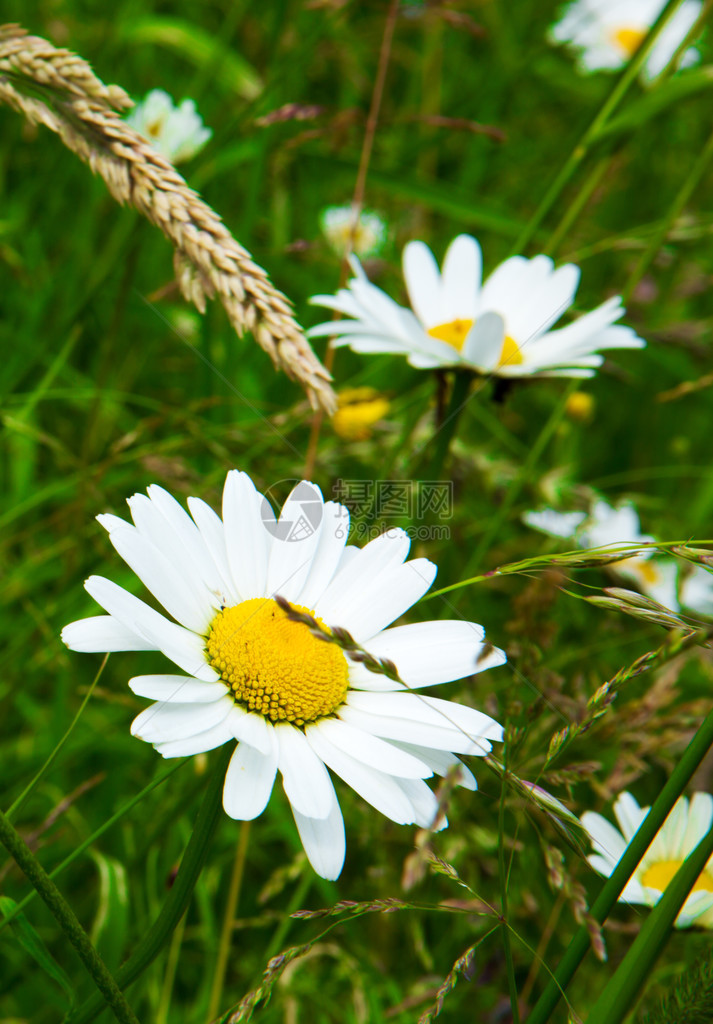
[126,89,212,164]
[549,0,702,81]
[524,498,678,608]
[62,471,506,880]
[308,235,644,378]
[680,564,713,616]
[320,204,387,260]
[582,791,713,928]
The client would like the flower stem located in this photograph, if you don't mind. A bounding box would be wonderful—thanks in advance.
[207,819,251,1022]
[498,753,521,1024]
[513,0,687,254]
[0,808,138,1024]
[71,744,233,1024]
[526,705,713,1024]
[422,370,472,480]
[622,121,713,304]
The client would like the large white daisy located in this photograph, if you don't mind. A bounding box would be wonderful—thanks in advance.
[126,89,212,164]
[523,498,678,609]
[62,471,506,880]
[308,235,644,378]
[582,791,713,928]
[549,0,702,81]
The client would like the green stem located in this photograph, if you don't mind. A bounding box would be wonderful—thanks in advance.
[422,370,473,480]
[544,152,613,258]
[526,705,713,1024]
[207,818,251,1021]
[0,761,185,933]
[622,122,713,304]
[498,755,521,1024]
[6,655,108,822]
[461,381,578,582]
[0,809,138,1024]
[70,744,234,1024]
[513,0,686,254]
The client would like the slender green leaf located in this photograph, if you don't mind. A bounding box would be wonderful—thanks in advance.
[0,896,75,1008]
[599,66,713,139]
[90,853,129,975]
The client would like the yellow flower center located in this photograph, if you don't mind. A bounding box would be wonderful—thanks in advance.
[332,387,390,441]
[206,598,349,726]
[611,26,645,57]
[427,318,473,351]
[146,119,163,138]
[497,334,524,368]
[617,557,661,586]
[642,859,713,895]
[427,318,524,367]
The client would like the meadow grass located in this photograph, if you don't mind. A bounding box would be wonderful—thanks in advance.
[1,1,713,1022]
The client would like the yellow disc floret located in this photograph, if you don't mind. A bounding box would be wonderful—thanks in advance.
[642,859,713,895]
[611,26,645,58]
[497,335,524,368]
[428,318,474,351]
[206,598,349,726]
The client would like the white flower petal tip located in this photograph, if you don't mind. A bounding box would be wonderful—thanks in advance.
[310,233,644,378]
[548,0,703,82]
[64,468,504,876]
[125,89,212,163]
[582,789,713,927]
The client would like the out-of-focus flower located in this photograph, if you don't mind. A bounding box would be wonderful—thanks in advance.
[523,498,678,608]
[582,791,713,927]
[549,0,702,81]
[308,235,644,378]
[126,89,212,163]
[62,470,506,880]
[320,205,387,260]
[565,391,595,422]
[680,564,713,616]
[332,387,390,440]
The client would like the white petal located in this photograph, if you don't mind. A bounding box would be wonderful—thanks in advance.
[462,312,506,370]
[62,615,157,653]
[292,800,346,881]
[322,558,437,642]
[266,482,324,602]
[392,742,477,790]
[227,707,275,756]
[298,502,351,609]
[311,718,433,778]
[105,526,213,634]
[153,718,236,758]
[612,791,649,842]
[394,778,444,830]
[314,528,411,622]
[223,470,269,599]
[131,697,233,743]
[441,235,481,322]
[581,811,627,863]
[338,704,494,756]
[84,576,218,681]
[306,724,416,824]
[223,732,279,820]
[402,240,443,327]
[347,620,506,690]
[684,793,713,854]
[347,691,503,741]
[128,674,229,703]
[187,496,241,605]
[276,723,336,819]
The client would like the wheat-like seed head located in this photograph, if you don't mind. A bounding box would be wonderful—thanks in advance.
[0,24,336,413]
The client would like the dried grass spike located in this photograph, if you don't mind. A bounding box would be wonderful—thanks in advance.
[0,23,336,412]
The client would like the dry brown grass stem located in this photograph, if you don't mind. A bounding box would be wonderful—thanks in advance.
[0,24,336,412]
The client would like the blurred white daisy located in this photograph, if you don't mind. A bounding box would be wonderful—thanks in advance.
[549,0,702,81]
[308,235,644,378]
[320,204,387,260]
[126,89,212,164]
[680,564,713,616]
[62,471,506,880]
[523,498,678,608]
[582,791,713,928]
